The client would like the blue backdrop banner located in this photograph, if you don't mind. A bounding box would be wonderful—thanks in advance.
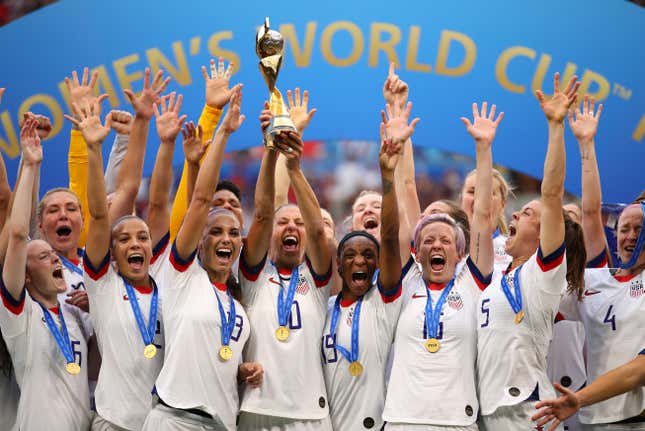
[0,0,643,201]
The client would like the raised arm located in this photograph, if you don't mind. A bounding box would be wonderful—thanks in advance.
[535,73,579,255]
[65,99,113,267]
[180,122,205,208]
[275,88,317,207]
[174,87,245,259]
[109,68,170,223]
[147,93,186,246]
[381,102,420,263]
[3,118,42,299]
[243,108,279,267]
[460,102,504,275]
[104,110,133,194]
[568,96,606,262]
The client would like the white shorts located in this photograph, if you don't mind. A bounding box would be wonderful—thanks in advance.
[91,414,130,431]
[385,422,478,430]
[142,404,228,431]
[582,423,645,431]
[237,412,332,431]
[480,401,564,431]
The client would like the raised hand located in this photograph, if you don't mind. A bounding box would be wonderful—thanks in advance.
[123,68,171,120]
[181,121,206,165]
[381,101,420,145]
[65,67,100,111]
[259,101,272,134]
[21,112,53,140]
[220,86,245,134]
[64,97,112,148]
[378,135,403,174]
[201,57,240,110]
[460,102,504,148]
[154,92,187,143]
[568,95,603,142]
[532,383,580,431]
[287,88,317,135]
[536,73,580,123]
[383,62,409,110]
[109,110,133,135]
[275,131,304,171]
[20,117,43,165]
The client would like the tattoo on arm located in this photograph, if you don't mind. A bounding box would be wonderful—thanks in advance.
[382,178,393,194]
[475,233,480,264]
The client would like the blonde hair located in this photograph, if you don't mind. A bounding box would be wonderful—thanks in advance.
[463,168,513,235]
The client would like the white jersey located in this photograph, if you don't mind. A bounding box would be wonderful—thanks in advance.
[0,279,91,431]
[57,251,94,340]
[83,233,169,430]
[477,244,567,416]
[559,267,645,424]
[0,351,19,431]
[322,268,405,431]
[383,258,484,426]
[547,318,586,392]
[493,231,512,273]
[154,243,250,430]
[239,253,332,420]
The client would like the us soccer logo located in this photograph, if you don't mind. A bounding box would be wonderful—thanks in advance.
[296,274,309,296]
[447,291,463,310]
[630,279,644,298]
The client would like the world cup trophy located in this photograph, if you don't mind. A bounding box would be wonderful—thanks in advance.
[256,17,297,148]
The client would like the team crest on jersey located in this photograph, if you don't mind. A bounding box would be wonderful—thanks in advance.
[630,279,644,298]
[346,307,354,326]
[447,291,463,310]
[295,274,309,295]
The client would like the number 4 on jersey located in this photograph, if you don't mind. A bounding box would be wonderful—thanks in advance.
[603,305,616,331]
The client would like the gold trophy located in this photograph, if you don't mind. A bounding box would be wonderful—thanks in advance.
[256,17,297,148]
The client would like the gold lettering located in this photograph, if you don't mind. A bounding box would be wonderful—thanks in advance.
[0,111,19,158]
[207,31,241,73]
[18,94,64,140]
[632,114,645,142]
[321,21,364,67]
[405,26,431,73]
[281,22,317,67]
[495,46,536,94]
[579,69,610,102]
[113,54,143,93]
[435,30,476,77]
[368,23,401,68]
[146,41,192,86]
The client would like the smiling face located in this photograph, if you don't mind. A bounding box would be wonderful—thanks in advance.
[460,171,506,224]
[199,212,242,280]
[416,222,462,284]
[351,192,382,240]
[211,189,243,228]
[110,217,152,285]
[38,190,83,256]
[25,240,67,300]
[271,205,306,268]
[617,204,645,268]
[338,236,378,300]
[505,200,541,259]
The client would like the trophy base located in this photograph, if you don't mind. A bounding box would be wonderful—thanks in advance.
[264,115,297,149]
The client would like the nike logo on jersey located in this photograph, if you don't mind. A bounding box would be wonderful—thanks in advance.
[583,289,601,296]
[268,277,282,286]
[412,293,427,299]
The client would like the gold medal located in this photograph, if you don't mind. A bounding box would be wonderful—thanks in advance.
[275,326,290,341]
[425,338,440,353]
[514,310,524,325]
[348,361,363,377]
[66,362,81,375]
[143,344,157,359]
[219,345,233,361]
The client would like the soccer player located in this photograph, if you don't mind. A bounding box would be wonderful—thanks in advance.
[1,116,91,430]
[476,73,586,430]
[237,125,333,429]
[67,69,172,431]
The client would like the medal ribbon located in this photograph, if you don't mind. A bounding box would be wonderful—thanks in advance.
[275,265,299,327]
[330,294,363,363]
[122,276,158,347]
[493,228,501,239]
[214,286,236,347]
[501,265,523,314]
[58,254,83,276]
[618,201,645,269]
[424,278,455,340]
[38,303,75,364]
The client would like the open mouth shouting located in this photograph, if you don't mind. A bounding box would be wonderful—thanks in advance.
[350,270,370,289]
[282,235,299,252]
[363,217,379,230]
[52,264,64,280]
[55,225,73,241]
[127,253,145,271]
[430,254,446,273]
[215,247,233,264]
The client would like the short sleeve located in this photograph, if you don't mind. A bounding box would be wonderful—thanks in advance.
[0,277,29,338]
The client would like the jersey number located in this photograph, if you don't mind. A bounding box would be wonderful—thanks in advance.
[288,300,302,330]
[603,305,616,331]
[480,298,491,328]
[230,314,244,342]
[71,340,82,367]
[321,334,338,364]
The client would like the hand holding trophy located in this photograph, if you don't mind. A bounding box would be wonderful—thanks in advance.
[256,17,297,148]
